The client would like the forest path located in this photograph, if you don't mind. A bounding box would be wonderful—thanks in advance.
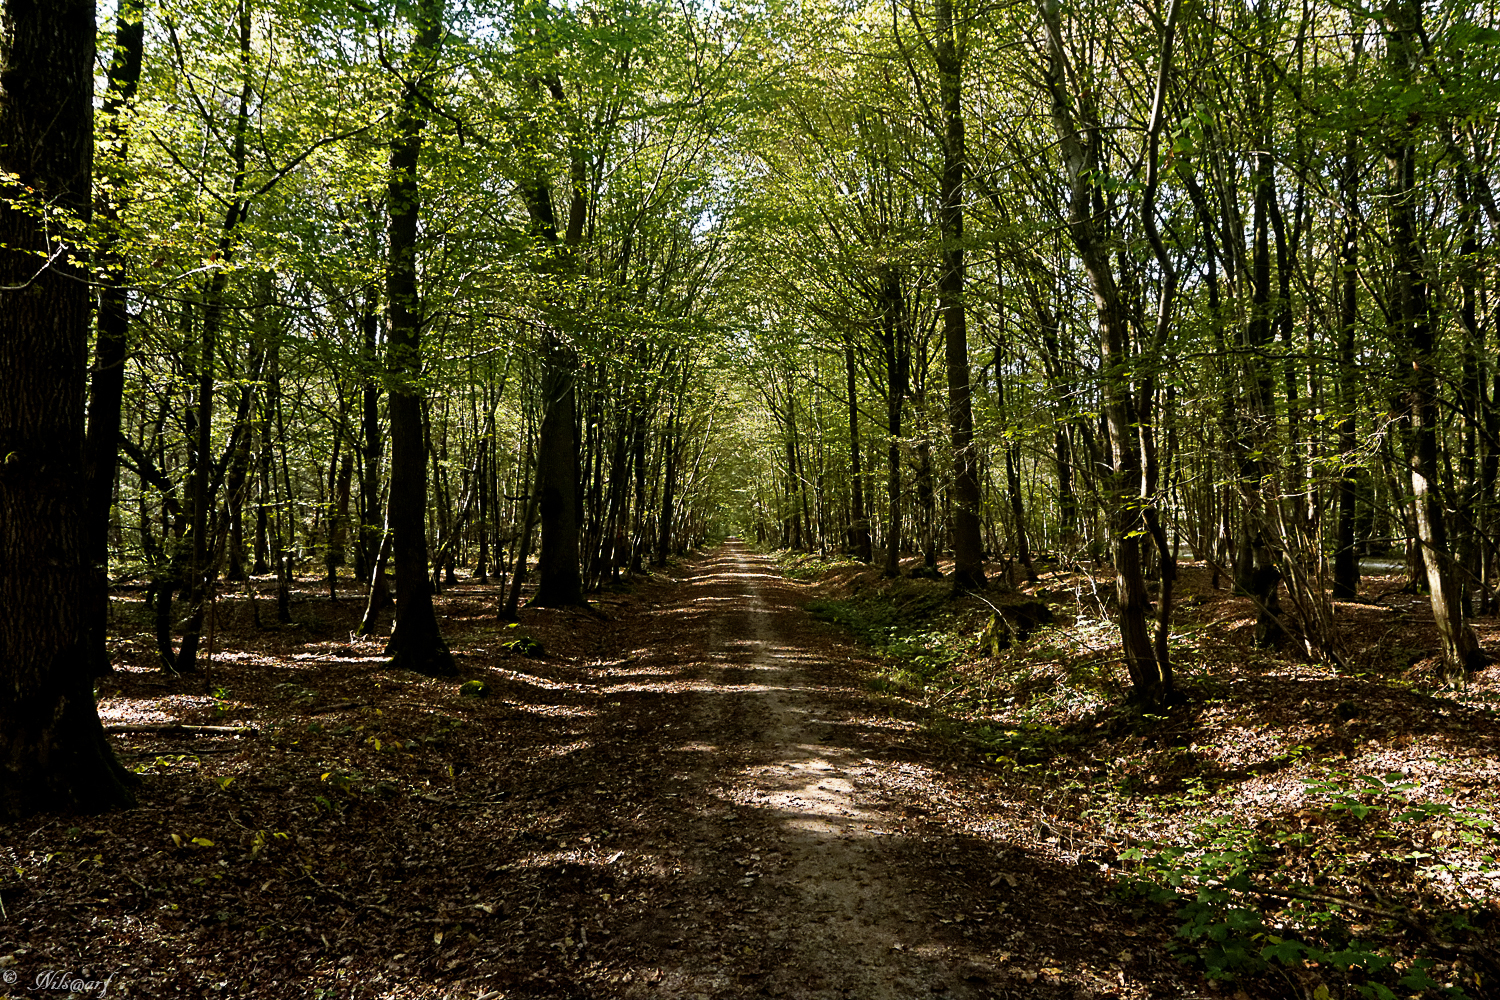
[598,540,993,999]
[562,541,1156,999]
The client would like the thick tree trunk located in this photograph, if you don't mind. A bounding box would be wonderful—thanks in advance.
[382,0,455,676]
[935,0,986,592]
[0,0,138,818]
[533,349,585,605]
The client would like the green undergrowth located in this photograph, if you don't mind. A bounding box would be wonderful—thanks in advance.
[803,575,1129,761]
[772,549,864,582]
[1119,770,1498,999]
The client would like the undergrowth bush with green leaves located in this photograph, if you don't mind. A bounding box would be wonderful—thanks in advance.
[806,584,965,693]
[1119,771,1498,999]
[773,550,861,582]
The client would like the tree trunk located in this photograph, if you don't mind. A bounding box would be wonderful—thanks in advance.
[533,347,585,605]
[1332,129,1362,599]
[1039,0,1171,706]
[845,338,872,562]
[0,0,138,818]
[935,0,986,592]
[881,270,906,578]
[655,404,678,566]
[84,0,148,677]
[175,4,253,674]
[356,284,383,582]
[382,0,455,676]
[1385,0,1484,680]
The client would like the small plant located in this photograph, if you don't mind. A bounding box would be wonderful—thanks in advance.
[1118,771,1496,998]
[499,623,544,657]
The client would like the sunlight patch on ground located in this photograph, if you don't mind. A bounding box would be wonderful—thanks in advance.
[499,702,596,719]
[601,681,804,695]
[489,667,592,692]
[536,739,592,759]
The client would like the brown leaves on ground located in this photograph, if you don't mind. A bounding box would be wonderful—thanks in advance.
[0,547,1495,1000]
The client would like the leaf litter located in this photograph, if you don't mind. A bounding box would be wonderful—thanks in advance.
[2,543,1493,998]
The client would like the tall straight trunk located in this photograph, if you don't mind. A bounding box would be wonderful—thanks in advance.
[1332,132,1362,599]
[533,348,584,604]
[270,345,293,624]
[327,438,353,600]
[845,338,872,561]
[655,405,678,566]
[356,284,383,582]
[253,392,272,575]
[1243,84,1284,647]
[475,444,490,582]
[1039,0,1171,706]
[782,397,803,550]
[1385,0,1483,679]
[935,0,985,591]
[382,0,455,676]
[518,171,586,603]
[629,401,649,573]
[0,0,138,818]
[881,270,907,578]
[1456,152,1484,613]
[84,0,147,677]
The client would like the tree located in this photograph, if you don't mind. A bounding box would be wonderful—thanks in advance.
[929,0,986,592]
[84,0,148,678]
[1382,0,1485,681]
[383,0,457,675]
[0,0,138,817]
[1034,0,1175,706]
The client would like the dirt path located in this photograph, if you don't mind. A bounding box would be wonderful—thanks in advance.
[535,541,1186,999]
[599,542,993,998]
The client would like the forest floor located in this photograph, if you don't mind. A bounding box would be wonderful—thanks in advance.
[1,542,1498,1000]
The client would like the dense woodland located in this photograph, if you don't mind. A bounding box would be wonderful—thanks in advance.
[5,2,1500,996]
[4,0,1500,802]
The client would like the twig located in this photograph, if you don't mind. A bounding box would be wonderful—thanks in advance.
[104,722,256,735]
[307,701,367,715]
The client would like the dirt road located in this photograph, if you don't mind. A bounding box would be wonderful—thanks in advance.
[530,541,1188,999]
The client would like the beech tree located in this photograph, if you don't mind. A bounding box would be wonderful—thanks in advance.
[381,0,457,675]
[0,0,138,818]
